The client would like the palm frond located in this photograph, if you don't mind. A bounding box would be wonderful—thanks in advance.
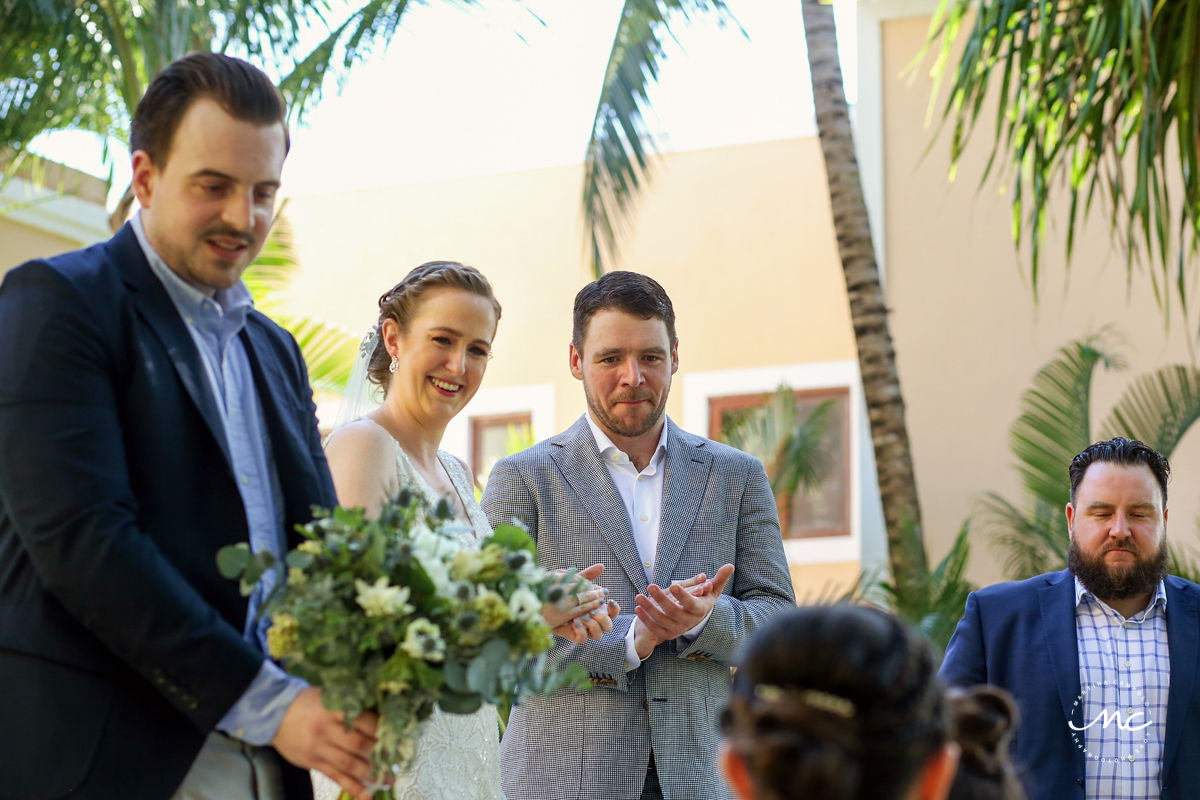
[1169,542,1200,586]
[277,0,429,122]
[984,332,1123,578]
[924,0,1200,312]
[978,492,1066,579]
[718,385,834,500]
[582,0,738,275]
[1009,331,1123,512]
[870,519,974,658]
[243,211,358,392]
[1099,365,1200,457]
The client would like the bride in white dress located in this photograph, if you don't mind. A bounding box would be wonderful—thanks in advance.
[313,261,615,800]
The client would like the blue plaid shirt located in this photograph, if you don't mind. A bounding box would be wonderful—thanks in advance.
[1075,576,1169,800]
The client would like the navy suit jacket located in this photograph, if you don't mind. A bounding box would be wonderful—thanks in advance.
[0,224,336,799]
[940,569,1200,800]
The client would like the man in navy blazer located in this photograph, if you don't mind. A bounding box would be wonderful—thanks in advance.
[941,437,1200,800]
[0,54,375,800]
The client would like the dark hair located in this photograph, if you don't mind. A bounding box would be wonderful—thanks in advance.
[946,686,1025,800]
[1068,436,1170,507]
[571,270,676,349]
[721,605,948,800]
[366,261,502,391]
[130,52,289,167]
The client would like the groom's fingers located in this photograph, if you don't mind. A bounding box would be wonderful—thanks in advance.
[633,604,675,641]
[708,564,736,596]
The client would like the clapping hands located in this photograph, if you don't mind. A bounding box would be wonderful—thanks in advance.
[632,564,735,659]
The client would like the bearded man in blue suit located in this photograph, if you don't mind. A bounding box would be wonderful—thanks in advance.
[941,436,1200,800]
[0,53,376,800]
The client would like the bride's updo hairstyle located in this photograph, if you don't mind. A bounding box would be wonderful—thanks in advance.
[721,605,949,800]
[946,686,1025,800]
[366,260,503,392]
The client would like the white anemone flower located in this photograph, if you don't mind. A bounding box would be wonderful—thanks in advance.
[509,587,543,622]
[355,576,413,618]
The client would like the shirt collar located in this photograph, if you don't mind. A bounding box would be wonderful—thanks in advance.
[1074,574,1168,614]
[131,213,254,326]
[585,413,669,469]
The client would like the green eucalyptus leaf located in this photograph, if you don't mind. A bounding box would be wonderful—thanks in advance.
[486,523,536,554]
[438,690,484,715]
[216,543,250,578]
[443,660,469,693]
[285,549,314,569]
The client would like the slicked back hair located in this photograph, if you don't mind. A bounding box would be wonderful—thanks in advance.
[1068,436,1170,507]
[130,52,289,168]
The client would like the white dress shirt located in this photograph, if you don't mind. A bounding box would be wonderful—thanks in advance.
[585,415,711,670]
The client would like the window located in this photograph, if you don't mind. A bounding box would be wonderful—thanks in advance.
[470,412,533,488]
[709,388,850,539]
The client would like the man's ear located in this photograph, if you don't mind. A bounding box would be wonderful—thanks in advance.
[130,150,157,210]
[670,340,679,375]
[915,742,960,800]
[719,743,755,800]
[569,343,583,381]
[1065,502,1076,541]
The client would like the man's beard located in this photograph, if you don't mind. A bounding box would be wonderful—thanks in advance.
[583,383,668,439]
[1068,535,1168,602]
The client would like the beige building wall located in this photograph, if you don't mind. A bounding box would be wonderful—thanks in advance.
[0,218,82,278]
[0,164,109,277]
[879,14,1200,586]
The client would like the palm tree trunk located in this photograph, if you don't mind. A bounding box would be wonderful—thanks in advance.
[800,0,929,583]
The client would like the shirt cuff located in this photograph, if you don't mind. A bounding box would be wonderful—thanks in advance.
[624,623,642,672]
[215,660,308,746]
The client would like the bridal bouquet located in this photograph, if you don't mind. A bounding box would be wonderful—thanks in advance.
[217,490,588,797]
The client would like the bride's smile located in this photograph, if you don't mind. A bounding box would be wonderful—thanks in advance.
[382,285,498,430]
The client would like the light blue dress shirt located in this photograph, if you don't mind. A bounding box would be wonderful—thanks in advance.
[1075,576,1169,800]
[132,215,306,745]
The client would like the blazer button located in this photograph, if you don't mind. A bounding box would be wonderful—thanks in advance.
[641,700,649,710]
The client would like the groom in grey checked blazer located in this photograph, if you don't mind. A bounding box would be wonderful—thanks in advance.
[481,271,796,800]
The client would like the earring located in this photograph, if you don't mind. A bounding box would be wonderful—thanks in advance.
[389,354,399,374]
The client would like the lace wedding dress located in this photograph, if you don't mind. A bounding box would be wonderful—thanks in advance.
[312,442,504,800]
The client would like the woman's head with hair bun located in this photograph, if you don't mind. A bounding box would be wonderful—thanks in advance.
[947,686,1025,800]
[719,604,957,800]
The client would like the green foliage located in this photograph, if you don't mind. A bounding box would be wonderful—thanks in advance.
[582,0,739,274]
[984,330,1200,578]
[242,210,358,391]
[718,385,835,501]
[980,332,1121,577]
[924,0,1200,316]
[869,520,975,659]
[0,0,444,167]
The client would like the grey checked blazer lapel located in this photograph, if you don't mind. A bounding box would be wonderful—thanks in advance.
[653,423,712,588]
[549,417,647,589]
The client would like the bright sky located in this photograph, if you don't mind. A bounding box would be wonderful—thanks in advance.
[31,0,856,202]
